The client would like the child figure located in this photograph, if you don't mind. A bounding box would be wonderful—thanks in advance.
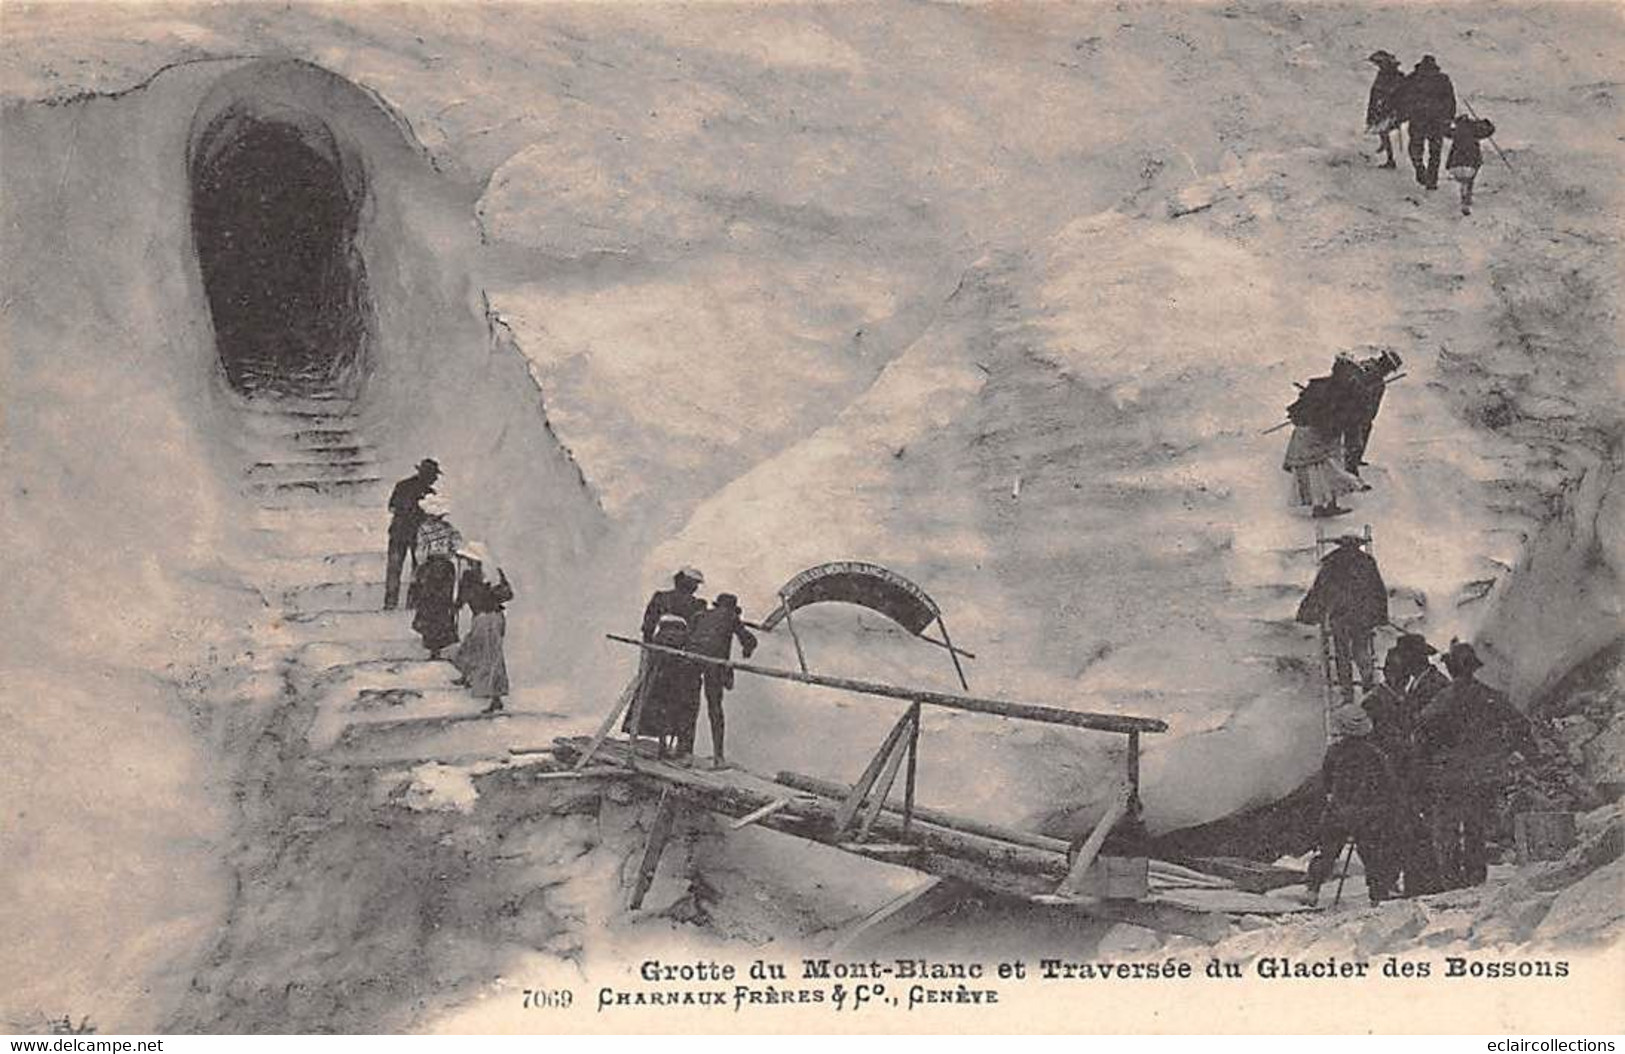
[686,593,759,769]
[1445,113,1496,216]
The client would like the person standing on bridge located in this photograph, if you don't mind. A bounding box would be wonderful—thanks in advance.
[1296,534,1388,704]
[686,593,759,769]
[453,542,514,715]
[622,568,708,756]
[624,613,703,759]
[641,566,707,641]
[384,457,439,610]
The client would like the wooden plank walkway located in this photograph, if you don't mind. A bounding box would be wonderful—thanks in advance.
[548,735,1308,941]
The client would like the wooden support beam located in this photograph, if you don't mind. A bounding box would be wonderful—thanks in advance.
[1033,896,1235,944]
[777,770,1071,854]
[627,788,679,911]
[605,635,1167,734]
[544,737,1279,942]
[1056,785,1130,897]
[902,702,921,834]
[729,798,796,830]
[834,711,915,835]
[575,669,642,771]
[839,843,922,856]
[1127,731,1141,799]
[935,616,970,691]
[858,724,913,841]
[780,592,809,674]
[529,767,630,781]
[915,632,977,661]
[828,878,973,954]
[558,737,1066,880]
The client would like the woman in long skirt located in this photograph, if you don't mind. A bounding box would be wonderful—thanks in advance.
[623,613,702,758]
[411,553,460,657]
[452,542,514,714]
[1283,423,1363,517]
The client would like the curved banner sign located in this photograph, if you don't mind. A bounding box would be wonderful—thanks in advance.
[760,561,942,636]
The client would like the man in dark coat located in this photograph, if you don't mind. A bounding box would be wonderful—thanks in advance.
[1297,535,1388,703]
[686,593,759,768]
[1365,50,1407,169]
[1361,634,1443,745]
[1332,349,1403,475]
[384,458,439,609]
[1399,54,1457,190]
[1305,706,1405,907]
[1359,632,1445,894]
[1416,641,1538,889]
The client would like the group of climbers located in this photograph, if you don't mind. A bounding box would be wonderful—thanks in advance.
[1365,51,1498,215]
[1282,341,1539,906]
[1303,634,1538,906]
[383,458,515,714]
[1287,367,1540,906]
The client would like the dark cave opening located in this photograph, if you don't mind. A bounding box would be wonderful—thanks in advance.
[190,109,370,396]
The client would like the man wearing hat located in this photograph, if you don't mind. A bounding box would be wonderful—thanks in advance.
[1359,632,1447,893]
[384,457,440,610]
[1416,641,1539,889]
[1304,704,1406,907]
[1399,54,1457,189]
[1365,51,1406,169]
[1297,534,1389,703]
[686,593,760,769]
[1360,634,1444,749]
[1335,348,1404,476]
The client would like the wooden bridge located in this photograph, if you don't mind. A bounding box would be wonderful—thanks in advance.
[535,636,1308,945]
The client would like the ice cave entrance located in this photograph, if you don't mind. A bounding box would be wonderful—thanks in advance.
[190,104,371,397]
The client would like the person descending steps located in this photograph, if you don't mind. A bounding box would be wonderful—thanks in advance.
[452,541,515,714]
[409,494,460,659]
